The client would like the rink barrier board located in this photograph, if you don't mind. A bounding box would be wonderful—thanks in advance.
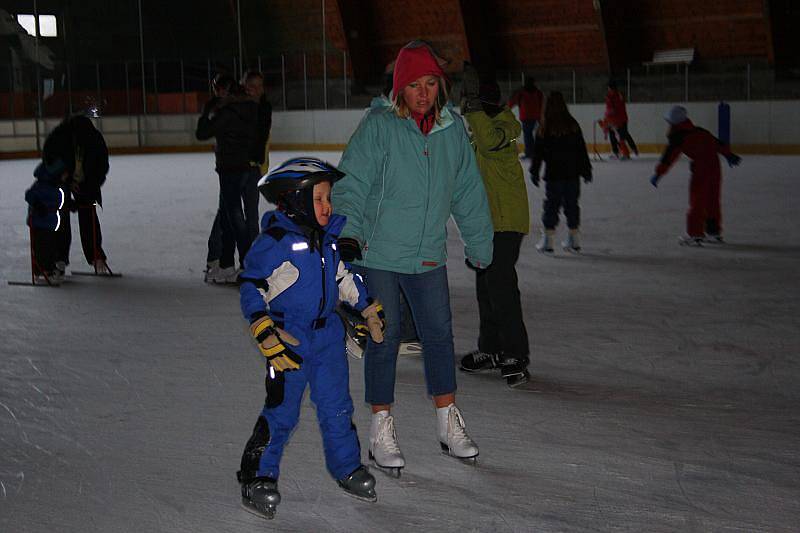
[3,142,800,161]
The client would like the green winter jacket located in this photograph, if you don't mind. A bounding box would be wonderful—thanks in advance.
[464,107,530,235]
[332,98,494,274]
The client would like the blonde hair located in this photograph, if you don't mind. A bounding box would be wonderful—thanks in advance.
[391,75,449,123]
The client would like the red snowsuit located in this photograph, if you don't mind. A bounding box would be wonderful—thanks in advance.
[654,119,734,238]
[508,87,543,121]
[604,89,628,127]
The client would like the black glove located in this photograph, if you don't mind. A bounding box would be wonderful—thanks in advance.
[337,237,362,263]
[465,258,487,272]
[583,171,592,184]
[202,96,221,116]
[725,153,741,167]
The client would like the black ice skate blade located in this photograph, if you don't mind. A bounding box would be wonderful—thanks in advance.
[240,499,276,520]
[340,488,378,503]
[439,443,478,466]
[8,279,61,287]
[71,271,123,277]
[506,370,531,389]
[678,237,703,247]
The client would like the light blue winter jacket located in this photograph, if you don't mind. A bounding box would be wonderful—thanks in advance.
[332,97,494,274]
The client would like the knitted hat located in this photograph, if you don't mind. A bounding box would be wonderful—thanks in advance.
[664,105,688,125]
[33,157,66,180]
[392,44,445,98]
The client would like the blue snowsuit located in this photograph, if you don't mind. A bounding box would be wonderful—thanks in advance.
[238,210,371,482]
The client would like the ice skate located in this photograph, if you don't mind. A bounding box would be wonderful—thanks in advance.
[203,260,219,283]
[336,466,377,502]
[34,270,62,286]
[94,258,111,275]
[369,412,405,478]
[536,231,555,254]
[209,265,240,284]
[499,355,531,389]
[398,340,423,356]
[562,230,581,253]
[240,477,280,520]
[459,350,500,373]
[703,234,725,244]
[678,235,704,247]
[437,404,479,465]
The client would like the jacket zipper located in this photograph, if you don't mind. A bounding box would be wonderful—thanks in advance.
[416,137,431,259]
[318,249,327,317]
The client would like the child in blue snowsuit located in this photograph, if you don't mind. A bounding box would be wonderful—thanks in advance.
[24,157,69,282]
[236,157,386,520]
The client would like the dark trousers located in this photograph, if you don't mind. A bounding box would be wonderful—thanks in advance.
[542,178,580,230]
[609,122,638,156]
[58,202,106,265]
[476,232,529,358]
[521,119,539,159]
[210,168,259,267]
[216,169,259,269]
[32,227,61,272]
[244,169,260,242]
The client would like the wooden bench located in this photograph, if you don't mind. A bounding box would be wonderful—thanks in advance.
[643,48,695,73]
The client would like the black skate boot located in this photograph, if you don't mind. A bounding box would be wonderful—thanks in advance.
[459,350,501,373]
[499,354,530,389]
[336,466,377,502]
[240,477,281,520]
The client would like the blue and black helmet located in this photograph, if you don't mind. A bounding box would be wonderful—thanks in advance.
[258,157,344,203]
[258,157,344,226]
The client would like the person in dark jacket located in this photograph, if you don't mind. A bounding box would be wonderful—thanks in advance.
[196,79,260,282]
[38,114,111,274]
[650,105,741,246]
[242,70,273,241]
[530,91,592,253]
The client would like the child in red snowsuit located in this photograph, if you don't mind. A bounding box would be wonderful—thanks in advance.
[604,81,638,159]
[650,106,741,245]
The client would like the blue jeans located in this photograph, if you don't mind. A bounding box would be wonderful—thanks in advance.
[352,265,457,405]
[522,119,539,159]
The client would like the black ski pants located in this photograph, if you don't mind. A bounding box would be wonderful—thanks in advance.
[542,178,580,230]
[609,122,638,156]
[476,231,529,358]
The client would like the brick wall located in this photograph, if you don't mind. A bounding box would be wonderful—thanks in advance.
[603,0,770,69]
[487,0,607,68]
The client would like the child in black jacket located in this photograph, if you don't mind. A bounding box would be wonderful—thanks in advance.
[24,157,70,283]
[529,91,592,253]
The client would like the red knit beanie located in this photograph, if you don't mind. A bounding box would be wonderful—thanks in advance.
[392,45,445,98]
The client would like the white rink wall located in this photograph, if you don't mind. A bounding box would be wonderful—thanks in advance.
[2,100,799,153]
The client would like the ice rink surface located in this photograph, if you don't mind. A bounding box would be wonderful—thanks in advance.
[1,150,799,532]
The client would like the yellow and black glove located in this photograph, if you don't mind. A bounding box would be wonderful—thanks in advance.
[360,301,386,344]
[249,316,303,372]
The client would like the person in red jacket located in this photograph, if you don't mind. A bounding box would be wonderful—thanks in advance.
[508,78,543,159]
[650,105,741,246]
[604,80,638,159]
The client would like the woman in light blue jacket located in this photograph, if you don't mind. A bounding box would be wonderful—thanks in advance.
[332,42,494,475]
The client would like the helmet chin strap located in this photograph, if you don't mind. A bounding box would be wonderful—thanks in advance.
[282,187,326,252]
